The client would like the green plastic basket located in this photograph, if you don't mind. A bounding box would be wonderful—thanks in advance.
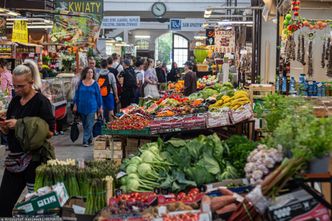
[102,126,150,136]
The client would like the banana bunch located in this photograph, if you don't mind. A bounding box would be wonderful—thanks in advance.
[208,90,251,111]
[229,90,251,110]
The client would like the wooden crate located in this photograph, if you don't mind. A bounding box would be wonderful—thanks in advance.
[93,149,123,160]
[94,135,111,150]
[249,84,275,103]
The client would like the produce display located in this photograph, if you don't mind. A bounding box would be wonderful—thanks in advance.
[244,144,284,185]
[119,134,256,193]
[208,90,251,111]
[227,95,332,221]
[109,114,151,130]
[34,159,118,215]
[167,75,216,92]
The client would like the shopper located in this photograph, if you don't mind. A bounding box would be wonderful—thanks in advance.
[168,62,180,82]
[112,53,124,75]
[155,61,167,90]
[96,59,118,122]
[0,59,13,98]
[183,61,197,96]
[88,57,100,75]
[120,59,137,108]
[144,58,159,98]
[0,60,55,217]
[73,67,102,147]
[134,58,145,103]
[107,57,121,113]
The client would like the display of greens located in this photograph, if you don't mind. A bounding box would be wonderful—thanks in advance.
[34,160,118,215]
[228,94,332,221]
[119,134,256,193]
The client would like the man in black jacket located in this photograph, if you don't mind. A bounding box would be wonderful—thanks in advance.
[120,59,137,108]
[183,61,197,96]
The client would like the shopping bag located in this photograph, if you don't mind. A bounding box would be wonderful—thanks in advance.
[93,117,104,138]
[70,116,80,142]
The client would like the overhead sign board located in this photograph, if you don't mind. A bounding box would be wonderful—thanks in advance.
[51,0,103,46]
[206,28,215,45]
[102,16,140,29]
[170,18,204,32]
[12,20,28,43]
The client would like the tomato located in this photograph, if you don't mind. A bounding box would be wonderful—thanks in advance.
[177,192,186,200]
[189,188,200,195]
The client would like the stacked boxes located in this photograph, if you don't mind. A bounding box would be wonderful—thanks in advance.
[93,135,122,164]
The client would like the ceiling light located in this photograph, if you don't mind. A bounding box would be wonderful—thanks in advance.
[6,18,28,21]
[218,21,254,26]
[7,11,20,16]
[135,35,150,39]
[204,9,212,18]
[194,36,207,40]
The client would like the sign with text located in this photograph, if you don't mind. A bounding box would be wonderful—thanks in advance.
[215,28,235,54]
[170,18,204,31]
[51,0,103,46]
[206,28,215,45]
[12,20,28,43]
[102,16,140,29]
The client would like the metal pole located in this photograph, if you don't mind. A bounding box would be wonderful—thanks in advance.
[252,9,256,83]
[276,7,280,77]
[257,8,262,82]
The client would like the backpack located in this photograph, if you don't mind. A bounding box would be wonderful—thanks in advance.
[97,74,111,97]
[124,68,138,89]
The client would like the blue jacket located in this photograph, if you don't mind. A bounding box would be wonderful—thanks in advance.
[74,81,102,115]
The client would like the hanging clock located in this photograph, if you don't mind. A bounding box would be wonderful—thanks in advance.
[151,2,167,18]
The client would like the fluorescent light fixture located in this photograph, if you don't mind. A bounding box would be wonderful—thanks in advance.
[218,21,254,26]
[6,25,53,29]
[44,19,52,24]
[194,36,207,40]
[7,11,20,16]
[28,25,53,29]
[135,35,150,39]
[204,9,212,18]
[7,18,28,21]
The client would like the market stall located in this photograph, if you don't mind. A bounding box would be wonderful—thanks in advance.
[275,0,332,96]
[13,94,332,220]
[102,83,255,157]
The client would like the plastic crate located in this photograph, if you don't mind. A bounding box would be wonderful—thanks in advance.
[102,126,150,136]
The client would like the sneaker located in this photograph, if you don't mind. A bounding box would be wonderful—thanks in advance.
[59,131,64,135]
[54,131,59,136]
[83,144,89,147]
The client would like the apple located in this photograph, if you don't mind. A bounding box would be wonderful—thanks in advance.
[285,14,292,20]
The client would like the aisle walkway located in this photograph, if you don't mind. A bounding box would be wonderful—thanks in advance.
[0,125,93,185]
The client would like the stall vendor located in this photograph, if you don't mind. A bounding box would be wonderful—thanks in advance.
[183,61,197,96]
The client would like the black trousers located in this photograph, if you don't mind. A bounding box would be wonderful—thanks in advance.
[0,161,40,217]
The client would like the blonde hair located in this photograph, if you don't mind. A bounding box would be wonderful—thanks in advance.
[13,60,42,90]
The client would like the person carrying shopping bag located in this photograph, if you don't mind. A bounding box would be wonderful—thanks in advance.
[73,67,102,147]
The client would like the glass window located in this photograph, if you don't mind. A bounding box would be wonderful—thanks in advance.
[174,35,188,48]
[135,40,149,50]
[173,34,188,67]
[174,49,188,67]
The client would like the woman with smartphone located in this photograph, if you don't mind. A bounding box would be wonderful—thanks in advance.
[0,60,55,217]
